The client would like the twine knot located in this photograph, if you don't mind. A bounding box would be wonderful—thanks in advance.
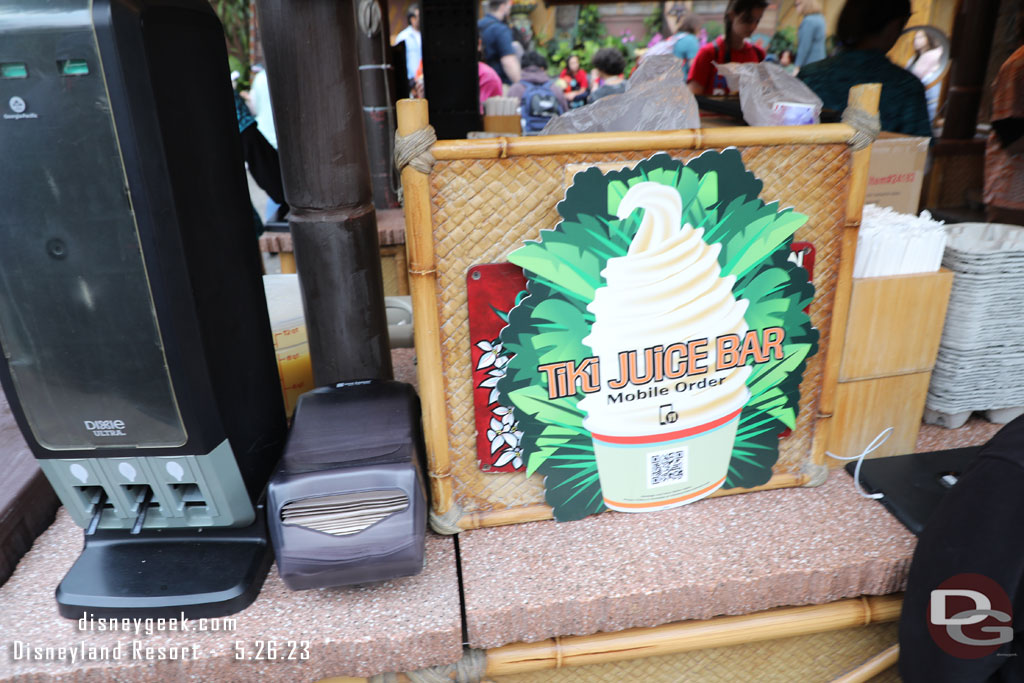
[400,648,487,683]
[357,0,382,36]
[842,106,881,151]
[395,125,437,175]
[428,501,464,535]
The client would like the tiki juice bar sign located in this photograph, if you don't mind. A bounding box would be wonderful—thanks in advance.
[481,151,819,522]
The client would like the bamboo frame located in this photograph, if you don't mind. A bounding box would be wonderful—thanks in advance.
[316,594,902,681]
[398,87,882,531]
[484,594,902,676]
[831,644,900,683]
[813,84,882,465]
[398,99,455,517]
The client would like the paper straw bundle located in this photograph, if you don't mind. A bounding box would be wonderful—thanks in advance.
[483,96,520,116]
[853,204,947,278]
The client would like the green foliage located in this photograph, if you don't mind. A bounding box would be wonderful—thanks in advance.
[642,3,666,45]
[498,152,819,522]
[536,5,640,77]
[576,5,606,43]
[768,27,797,56]
[704,20,724,41]
[210,0,251,88]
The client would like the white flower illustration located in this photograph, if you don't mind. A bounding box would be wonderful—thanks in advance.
[486,410,522,454]
[476,339,504,370]
[494,443,524,469]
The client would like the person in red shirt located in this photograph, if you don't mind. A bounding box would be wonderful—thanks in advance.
[558,54,589,109]
[688,0,767,95]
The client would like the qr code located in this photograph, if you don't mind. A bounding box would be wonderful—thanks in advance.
[648,448,688,487]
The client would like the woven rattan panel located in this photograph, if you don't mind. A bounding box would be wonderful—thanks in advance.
[429,145,852,514]
[489,622,899,683]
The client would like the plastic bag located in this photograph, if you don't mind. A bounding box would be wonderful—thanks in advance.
[540,55,699,135]
[716,62,823,127]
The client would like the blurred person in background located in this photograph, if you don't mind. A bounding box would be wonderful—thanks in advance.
[906,29,944,122]
[394,4,421,89]
[559,54,589,109]
[687,0,768,95]
[478,38,503,113]
[587,48,627,104]
[672,14,702,75]
[794,0,826,73]
[779,49,797,74]
[508,51,567,132]
[479,0,521,85]
[798,0,930,137]
[984,11,1024,226]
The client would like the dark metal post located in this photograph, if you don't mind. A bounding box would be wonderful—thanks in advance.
[255,0,393,384]
[355,0,400,209]
[422,0,481,139]
[941,0,1000,139]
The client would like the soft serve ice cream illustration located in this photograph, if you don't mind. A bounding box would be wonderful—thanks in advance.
[578,181,752,511]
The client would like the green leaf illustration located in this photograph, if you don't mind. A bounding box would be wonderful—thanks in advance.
[497,151,819,521]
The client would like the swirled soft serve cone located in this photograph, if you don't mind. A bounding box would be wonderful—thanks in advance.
[578,182,751,512]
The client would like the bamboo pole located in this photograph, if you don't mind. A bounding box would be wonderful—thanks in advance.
[431,124,859,160]
[485,594,903,676]
[397,98,454,517]
[831,644,899,683]
[459,472,808,529]
[814,83,881,466]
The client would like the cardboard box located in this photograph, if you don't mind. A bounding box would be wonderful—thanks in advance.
[482,114,521,135]
[865,132,929,214]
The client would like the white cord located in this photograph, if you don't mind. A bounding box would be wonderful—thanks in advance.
[825,427,894,500]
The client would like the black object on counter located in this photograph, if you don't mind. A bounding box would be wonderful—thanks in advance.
[848,446,982,535]
[267,381,428,590]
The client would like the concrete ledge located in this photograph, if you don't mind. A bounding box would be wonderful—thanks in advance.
[459,470,916,650]
[0,510,463,681]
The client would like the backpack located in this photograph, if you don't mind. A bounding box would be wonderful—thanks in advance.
[520,80,563,133]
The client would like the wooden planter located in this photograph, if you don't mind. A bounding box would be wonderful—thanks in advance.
[397,86,881,531]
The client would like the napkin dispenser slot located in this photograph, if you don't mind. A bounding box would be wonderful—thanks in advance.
[267,381,428,590]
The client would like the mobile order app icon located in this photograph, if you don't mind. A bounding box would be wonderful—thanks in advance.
[928,573,1014,658]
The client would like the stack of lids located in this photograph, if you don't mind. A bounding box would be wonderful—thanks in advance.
[926,223,1024,419]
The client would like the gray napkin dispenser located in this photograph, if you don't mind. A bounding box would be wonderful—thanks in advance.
[267,380,427,590]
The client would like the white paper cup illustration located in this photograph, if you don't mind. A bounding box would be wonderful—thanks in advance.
[579,182,752,512]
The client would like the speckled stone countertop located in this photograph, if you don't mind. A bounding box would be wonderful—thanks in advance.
[455,413,1005,651]
[459,470,918,650]
[0,352,458,682]
[0,343,1006,679]
[0,509,462,681]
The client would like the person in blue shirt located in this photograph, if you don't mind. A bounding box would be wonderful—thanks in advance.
[794,0,827,71]
[672,15,702,75]
[478,0,520,85]
[798,0,931,137]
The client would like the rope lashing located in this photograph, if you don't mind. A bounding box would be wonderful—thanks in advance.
[428,500,464,535]
[406,648,487,683]
[842,106,881,151]
[357,0,382,36]
[395,125,437,175]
